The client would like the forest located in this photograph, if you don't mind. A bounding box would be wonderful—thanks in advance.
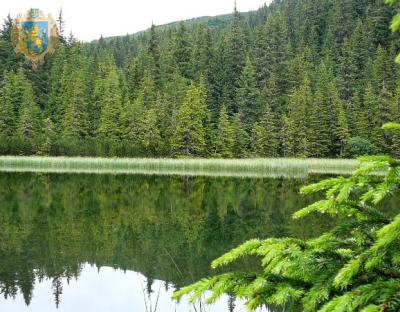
[0,0,400,158]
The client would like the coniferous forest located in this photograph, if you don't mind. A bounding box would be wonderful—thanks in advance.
[1,0,400,158]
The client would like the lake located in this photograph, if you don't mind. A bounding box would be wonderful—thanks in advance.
[0,173,336,311]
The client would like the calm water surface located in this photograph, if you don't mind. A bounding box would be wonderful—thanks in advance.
[0,173,338,311]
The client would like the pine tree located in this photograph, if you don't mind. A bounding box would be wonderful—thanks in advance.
[147,23,161,85]
[314,63,350,157]
[214,105,234,158]
[172,84,206,157]
[254,11,290,93]
[331,0,357,48]
[136,70,156,107]
[39,118,55,155]
[231,113,248,158]
[0,15,20,75]
[61,69,89,140]
[339,21,369,101]
[96,69,124,142]
[192,23,212,81]
[46,45,67,126]
[0,71,16,138]
[16,82,42,143]
[285,76,315,157]
[123,96,145,150]
[224,5,246,113]
[141,108,162,155]
[282,115,296,157]
[251,105,279,157]
[351,91,369,139]
[173,22,193,80]
[196,75,212,156]
[237,56,261,131]
[56,9,66,43]
[11,68,29,116]
[124,54,142,102]
[364,84,383,149]
[332,99,350,157]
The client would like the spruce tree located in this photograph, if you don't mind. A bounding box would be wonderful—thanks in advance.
[285,76,315,157]
[254,11,290,93]
[123,97,145,151]
[192,23,212,82]
[136,70,156,107]
[0,71,16,138]
[224,5,246,113]
[231,113,248,158]
[96,69,124,142]
[352,91,369,139]
[331,98,350,157]
[237,56,261,131]
[173,22,193,80]
[46,45,67,127]
[214,105,234,158]
[147,23,161,85]
[251,105,279,157]
[16,82,42,144]
[124,55,142,102]
[174,136,400,310]
[61,69,89,141]
[364,84,383,149]
[39,118,55,155]
[141,108,162,155]
[172,84,206,157]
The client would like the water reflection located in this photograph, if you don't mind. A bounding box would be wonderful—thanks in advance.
[0,173,331,311]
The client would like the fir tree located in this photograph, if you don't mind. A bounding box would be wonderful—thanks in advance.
[250,105,279,157]
[214,105,234,158]
[173,22,193,80]
[61,69,88,140]
[237,56,261,131]
[231,113,248,158]
[0,71,16,138]
[141,108,162,155]
[224,5,246,113]
[96,69,124,142]
[16,82,42,143]
[147,23,161,85]
[174,122,400,311]
[285,76,315,157]
[172,84,206,157]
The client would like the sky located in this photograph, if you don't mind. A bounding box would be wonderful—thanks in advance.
[0,0,270,42]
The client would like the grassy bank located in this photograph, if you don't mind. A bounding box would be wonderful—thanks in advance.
[0,156,359,178]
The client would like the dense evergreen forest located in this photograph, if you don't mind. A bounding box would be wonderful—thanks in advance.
[1,0,400,158]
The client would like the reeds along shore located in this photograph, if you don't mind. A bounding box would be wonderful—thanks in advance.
[0,156,359,178]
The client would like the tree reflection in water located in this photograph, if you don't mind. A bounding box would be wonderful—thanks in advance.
[0,173,351,311]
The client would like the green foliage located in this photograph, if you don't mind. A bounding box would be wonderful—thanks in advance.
[173,123,400,311]
[172,84,206,157]
[251,105,279,157]
[0,71,16,138]
[0,0,399,158]
[96,68,124,142]
[15,76,42,147]
[237,56,261,130]
[214,105,234,158]
[346,137,375,158]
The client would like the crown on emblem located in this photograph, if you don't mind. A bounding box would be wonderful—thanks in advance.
[11,9,59,69]
[29,8,39,19]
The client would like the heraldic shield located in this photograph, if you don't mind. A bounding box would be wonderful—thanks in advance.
[12,9,59,68]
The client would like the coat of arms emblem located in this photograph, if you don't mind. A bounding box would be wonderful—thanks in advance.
[11,9,59,68]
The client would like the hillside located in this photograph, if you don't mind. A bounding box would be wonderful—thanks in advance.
[0,0,399,158]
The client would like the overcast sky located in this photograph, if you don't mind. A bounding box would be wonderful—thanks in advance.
[1,0,270,41]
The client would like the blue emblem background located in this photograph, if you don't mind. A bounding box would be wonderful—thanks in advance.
[21,21,49,54]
